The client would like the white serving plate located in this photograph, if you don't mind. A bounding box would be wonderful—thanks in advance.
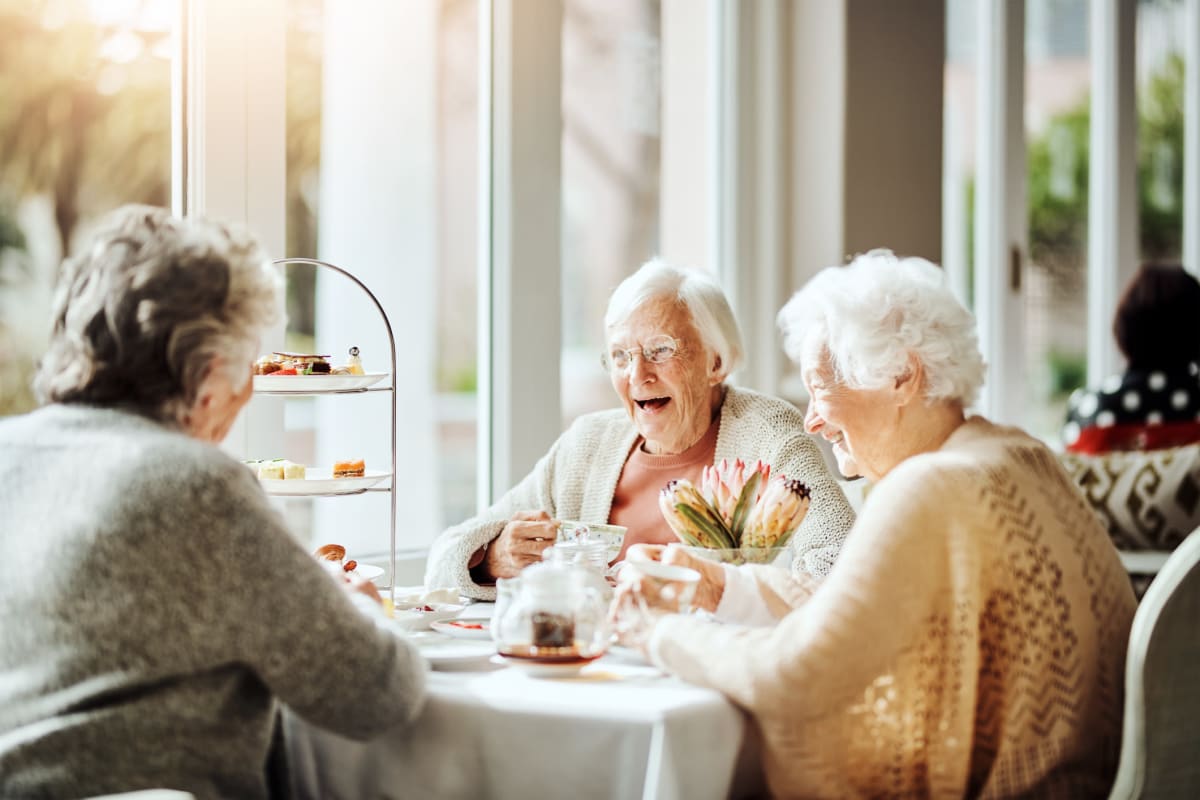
[407,633,497,668]
[259,470,389,496]
[388,603,466,632]
[350,564,385,582]
[252,373,387,393]
[430,619,492,640]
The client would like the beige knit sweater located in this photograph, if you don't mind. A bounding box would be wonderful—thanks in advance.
[649,417,1136,799]
[425,386,856,600]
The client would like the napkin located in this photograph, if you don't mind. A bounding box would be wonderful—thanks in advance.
[394,586,460,609]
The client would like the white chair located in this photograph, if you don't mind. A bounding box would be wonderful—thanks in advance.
[1109,529,1200,799]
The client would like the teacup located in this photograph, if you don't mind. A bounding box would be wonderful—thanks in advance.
[556,520,627,562]
[622,557,701,614]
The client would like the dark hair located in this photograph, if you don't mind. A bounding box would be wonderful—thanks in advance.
[1113,263,1200,369]
[34,205,282,426]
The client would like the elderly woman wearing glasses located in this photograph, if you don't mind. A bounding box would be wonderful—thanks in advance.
[426,258,855,598]
[614,250,1136,798]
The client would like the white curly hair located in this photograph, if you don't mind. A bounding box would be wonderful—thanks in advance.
[604,257,745,381]
[34,205,283,427]
[777,249,985,407]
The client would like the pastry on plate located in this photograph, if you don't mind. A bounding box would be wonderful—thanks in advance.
[333,458,366,478]
[256,461,285,480]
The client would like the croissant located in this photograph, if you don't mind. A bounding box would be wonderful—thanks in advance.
[314,543,346,563]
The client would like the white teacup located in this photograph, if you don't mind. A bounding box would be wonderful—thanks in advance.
[557,520,627,562]
[622,557,701,614]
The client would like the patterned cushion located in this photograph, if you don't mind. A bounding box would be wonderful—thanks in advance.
[1058,444,1200,552]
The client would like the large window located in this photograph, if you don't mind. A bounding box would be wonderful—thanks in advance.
[560,0,661,425]
[0,0,173,416]
[270,0,480,560]
[1023,0,1092,441]
[1137,0,1185,264]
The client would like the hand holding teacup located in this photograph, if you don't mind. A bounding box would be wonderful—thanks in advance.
[485,510,559,579]
[625,543,727,613]
[609,547,703,651]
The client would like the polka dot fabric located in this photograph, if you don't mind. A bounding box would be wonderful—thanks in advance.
[1063,366,1200,454]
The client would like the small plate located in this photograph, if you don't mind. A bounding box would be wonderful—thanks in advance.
[409,634,496,668]
[490,653,602,678]
[253,373,387,393]
[349,564,385,582]
[259,470,390,496]
[430,619,492,640]
[389,603,465,632]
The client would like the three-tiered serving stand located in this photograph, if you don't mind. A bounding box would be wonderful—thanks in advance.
[253,258,398,597]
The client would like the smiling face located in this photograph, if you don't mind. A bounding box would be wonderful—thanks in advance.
[606,295,725,455]
[800,342,900,482]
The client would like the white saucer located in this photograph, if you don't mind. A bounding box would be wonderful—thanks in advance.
[490,653,602,678]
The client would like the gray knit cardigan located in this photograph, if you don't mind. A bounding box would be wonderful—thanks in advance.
[0,405,427,800]
[426,386,856,600]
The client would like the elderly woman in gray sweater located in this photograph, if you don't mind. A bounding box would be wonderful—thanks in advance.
[426,258,855,600]
[0,206,426,799]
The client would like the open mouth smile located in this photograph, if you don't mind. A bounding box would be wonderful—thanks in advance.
[635,397,671,412]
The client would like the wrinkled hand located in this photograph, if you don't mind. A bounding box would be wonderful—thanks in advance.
[626,543,726,613]
[608,580,668,653]
[662,544,726,612]
[485,510,558,579]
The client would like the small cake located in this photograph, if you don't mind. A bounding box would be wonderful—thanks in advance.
[333,458,366,478]
[254,355,283,375]
[257,461,285,480]
[282,461,306,480]
[346,346,365,376]
[273,352,332,375]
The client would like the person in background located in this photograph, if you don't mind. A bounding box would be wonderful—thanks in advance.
[1064,262,1200,453]
[426,258,855,600]
[0,205,426,799]
[616,250,1136,798]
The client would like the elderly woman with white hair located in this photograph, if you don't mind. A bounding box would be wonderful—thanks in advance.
[0,206,427,799]
[616,250,1136,798]
[426,258,855,599]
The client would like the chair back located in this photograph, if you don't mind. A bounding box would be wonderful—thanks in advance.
[1109,529,1200,799]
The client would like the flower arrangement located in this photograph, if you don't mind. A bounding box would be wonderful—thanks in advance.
[658,459,811,554]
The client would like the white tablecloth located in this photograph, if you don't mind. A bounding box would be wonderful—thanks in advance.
[285,607,764,799]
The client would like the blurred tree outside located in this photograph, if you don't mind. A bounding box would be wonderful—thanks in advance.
[0,0,172,415]
[1025,53,1184,400]
[284,0,322,352]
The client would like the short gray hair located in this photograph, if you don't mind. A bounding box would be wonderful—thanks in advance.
[34,205,283,427]
[604,258,744,380]
[777,249,985,407]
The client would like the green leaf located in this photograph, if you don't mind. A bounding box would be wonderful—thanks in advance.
[728,470,762,545]
[676,502,735,549]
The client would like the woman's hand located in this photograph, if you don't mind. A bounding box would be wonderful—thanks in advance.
[608,580,668,653]
[485,510,558,579]
[659,544,726,613]
[319,560,384,604]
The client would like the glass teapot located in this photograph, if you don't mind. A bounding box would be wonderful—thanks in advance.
[492,547,610,662]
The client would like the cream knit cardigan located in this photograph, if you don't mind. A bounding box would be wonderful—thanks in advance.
[425,386,856,600]
[648,417,1137,799]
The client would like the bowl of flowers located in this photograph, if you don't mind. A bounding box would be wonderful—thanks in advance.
[658,458,811,565]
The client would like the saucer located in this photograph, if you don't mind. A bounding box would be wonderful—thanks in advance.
[490,653,602,678]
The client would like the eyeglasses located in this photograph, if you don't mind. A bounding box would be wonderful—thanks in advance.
[601,334,681,373]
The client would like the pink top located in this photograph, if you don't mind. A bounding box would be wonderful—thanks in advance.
[609,421,720,561]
